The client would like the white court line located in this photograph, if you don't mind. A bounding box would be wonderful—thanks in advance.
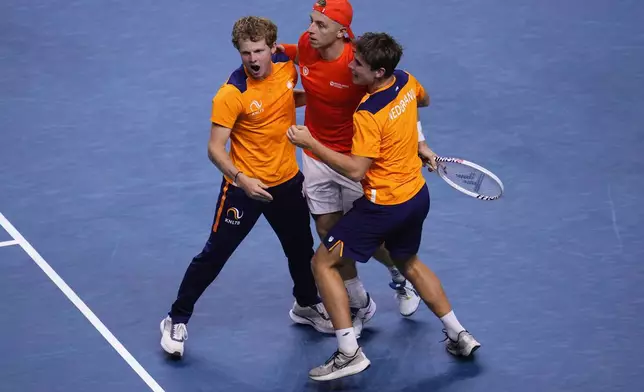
[0,239,19,247]
[0,212,165,392]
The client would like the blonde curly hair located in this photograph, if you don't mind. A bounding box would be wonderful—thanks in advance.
[231,16,278,50]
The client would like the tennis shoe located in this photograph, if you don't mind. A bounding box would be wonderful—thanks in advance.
[289,301,334,334]
[444,329,481,357]
[309,347,371,381]
[390,281,421,317]
[160,316,187,358]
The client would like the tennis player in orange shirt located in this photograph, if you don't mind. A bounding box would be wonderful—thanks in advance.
[159,16,334,359]
[279,0,435,325]
[287,32,481,382]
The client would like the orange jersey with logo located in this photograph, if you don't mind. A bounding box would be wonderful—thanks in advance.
[210,53,299,187]
[352,70,427,205]
[284,33,367,158]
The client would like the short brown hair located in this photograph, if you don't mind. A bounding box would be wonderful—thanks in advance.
[231,16,278,50]
[355,32,403,77]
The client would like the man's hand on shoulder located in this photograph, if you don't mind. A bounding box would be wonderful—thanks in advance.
[276,43,299,65]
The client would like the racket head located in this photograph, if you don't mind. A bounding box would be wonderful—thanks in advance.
[434,156,504,201]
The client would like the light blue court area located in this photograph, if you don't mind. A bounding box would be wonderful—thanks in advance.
[1,0,643,391]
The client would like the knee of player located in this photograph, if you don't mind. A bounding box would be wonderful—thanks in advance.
[311,254,322,273]
[312,244,339,270]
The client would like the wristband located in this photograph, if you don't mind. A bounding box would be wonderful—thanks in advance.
[233,171,242,184]
[417,121,425,142]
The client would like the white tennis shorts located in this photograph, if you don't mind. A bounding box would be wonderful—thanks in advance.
[301,152,364,215]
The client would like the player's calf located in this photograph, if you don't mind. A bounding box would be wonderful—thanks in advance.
[311,245,359,333]
[394,254,481,356]
[393,255,452,316]
[374,245,422,317]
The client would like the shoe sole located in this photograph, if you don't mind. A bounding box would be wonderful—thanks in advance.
[309,358,371,381]
[161,341,183,358]
[400,308,419,317]
[289,310,334,334]
[399,300,420,317]
[159,319,183,358]
[447,343,481,357]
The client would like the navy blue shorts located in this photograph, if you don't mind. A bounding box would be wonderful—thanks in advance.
[323,184,430,262]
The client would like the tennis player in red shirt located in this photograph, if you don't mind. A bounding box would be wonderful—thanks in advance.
[280,0,437,326]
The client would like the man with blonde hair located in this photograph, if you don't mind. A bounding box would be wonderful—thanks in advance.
[160,16,333,358]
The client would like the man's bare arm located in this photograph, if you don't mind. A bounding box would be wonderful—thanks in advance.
[417,91,430,107]
[208,123,240,180]
[294,89,307,108]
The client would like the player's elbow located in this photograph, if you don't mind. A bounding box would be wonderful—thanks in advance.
[347,169,366,182]
[294,91,307,108]
[418,94,430,107]
[346,158,371,182]
[207,142,224,164]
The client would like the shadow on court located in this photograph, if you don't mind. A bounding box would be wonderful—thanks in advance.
[1,0,643,391]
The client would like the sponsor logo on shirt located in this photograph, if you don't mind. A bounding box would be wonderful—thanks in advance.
[389,89,416,121]
[250,100,264,116]
[329,81,349,89]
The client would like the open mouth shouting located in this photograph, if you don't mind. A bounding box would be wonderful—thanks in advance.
[248,63,261,75]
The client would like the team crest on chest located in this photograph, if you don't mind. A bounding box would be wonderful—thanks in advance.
[249,100,264,116]
[302,66,309,76]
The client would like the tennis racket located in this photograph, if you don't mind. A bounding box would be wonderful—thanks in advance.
[429,156,504,201]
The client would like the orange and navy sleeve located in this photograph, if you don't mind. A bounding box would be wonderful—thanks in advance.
[210,84,243,129]
[351,110,381,159]
[410,72,427,101]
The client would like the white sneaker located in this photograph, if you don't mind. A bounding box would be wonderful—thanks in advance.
[352,314,364,339]
[289,302,334,334]
[309,347,371,381]
[390,281,421,317]
[351,293,377,325]
[350,293,376,339]
[444,330,481,357]
[160,316,188,357]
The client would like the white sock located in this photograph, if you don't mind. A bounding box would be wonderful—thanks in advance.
[440,310,466,341]
[344,277,369,308]
[388,266,406,284]
[336,327,359,355]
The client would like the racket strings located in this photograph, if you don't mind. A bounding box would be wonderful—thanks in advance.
[439,162,502,197]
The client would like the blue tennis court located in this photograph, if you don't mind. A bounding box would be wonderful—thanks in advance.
[1,0,643,391]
